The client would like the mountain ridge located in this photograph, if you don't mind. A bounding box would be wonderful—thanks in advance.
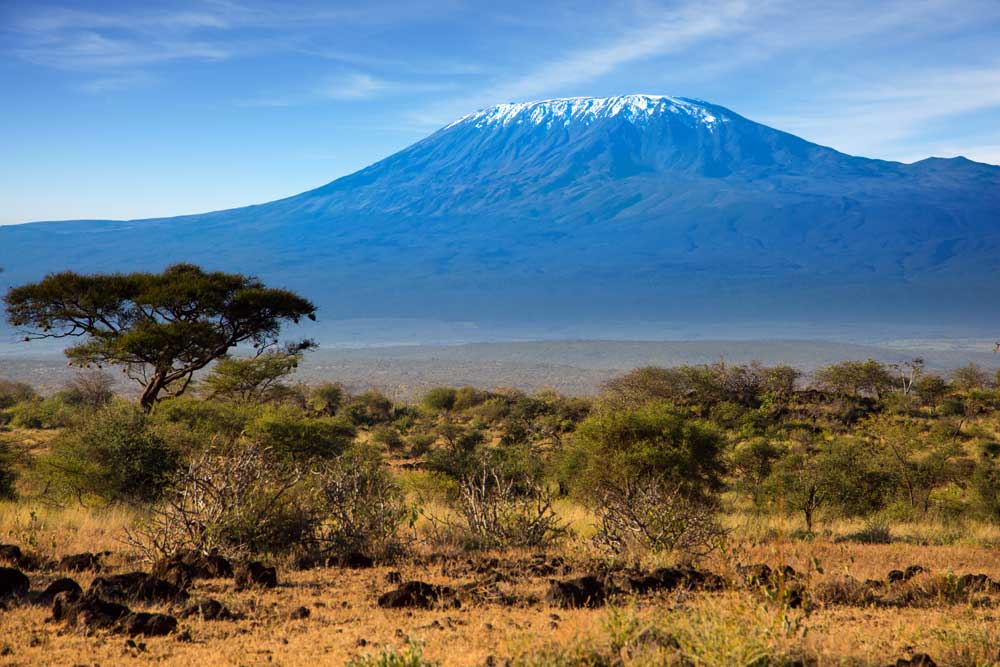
[2,95,998,339]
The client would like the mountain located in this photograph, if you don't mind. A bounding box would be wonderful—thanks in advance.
[2,94,999,341]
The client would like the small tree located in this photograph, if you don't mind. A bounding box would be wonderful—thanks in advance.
[4,264,316,411]
[951,363,991,392]
[566,402,725,553]
[813,359,894,398]
[202,345,310,404]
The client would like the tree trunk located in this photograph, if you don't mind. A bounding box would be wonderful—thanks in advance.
[139,371,166,412]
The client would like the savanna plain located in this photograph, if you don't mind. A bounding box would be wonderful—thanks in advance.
[1,356,999,667]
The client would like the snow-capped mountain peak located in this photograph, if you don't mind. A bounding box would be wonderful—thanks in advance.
[448,94,726,130]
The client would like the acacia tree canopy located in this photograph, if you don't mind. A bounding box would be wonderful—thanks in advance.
[4,264,316,410]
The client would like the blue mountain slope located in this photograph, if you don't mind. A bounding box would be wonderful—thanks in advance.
[2,95,998,335]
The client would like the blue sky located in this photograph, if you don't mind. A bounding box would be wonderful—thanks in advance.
[1,0,999,225]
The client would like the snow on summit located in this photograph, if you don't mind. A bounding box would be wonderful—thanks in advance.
[450,95,725,130]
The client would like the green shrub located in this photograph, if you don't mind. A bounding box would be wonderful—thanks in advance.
[566,402,725,503]
[308,382,346,416]
[0,440,18,499]
[246,405,355,460]
[370,425,405,452]
[9,394,77,429]
[346,641,436,667]
[151,395,254,444]
[421,387,457,413]
[452,386,488,411]
[0,379,36,410]
[344,390,394,427]
[44,401,181,504]
[407,433,436,458]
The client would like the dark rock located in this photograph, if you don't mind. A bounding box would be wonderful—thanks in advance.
[178,597,234,621]
[152,549,234,587]
[57,552,103,573]
[38,577,82,604]
[626,567,724,594]
[89,572,188,604]
[0,567,29,599]
[340,552,374,569]
[53,591,129,631]
[181,549,233,578]
[289,606,311,619]
[956,573,998,592]
[234,561,277,590]
[736,563,798,588]
[117,612,178,637]
[903,565,925,580]
[545,576,607,608]
[894,654,937,667]
[887,569,905,583]
[0,545,24,567]
[377,581,460,609]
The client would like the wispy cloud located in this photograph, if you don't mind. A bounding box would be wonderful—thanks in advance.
[73,72,157,94]
[759,64,1000,162]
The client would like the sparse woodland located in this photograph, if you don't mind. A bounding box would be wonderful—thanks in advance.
[0,268,999,665]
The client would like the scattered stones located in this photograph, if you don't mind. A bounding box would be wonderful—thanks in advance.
[377,581,460,609]
[117,612,178,637]
[0,567,29,600]
[178,597,235,621]
[234,561,278,590]
[289,605,311,620]
[545,575,607,609]
[57,552,103,573]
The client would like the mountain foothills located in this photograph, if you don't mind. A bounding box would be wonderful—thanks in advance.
[2,95,998,336]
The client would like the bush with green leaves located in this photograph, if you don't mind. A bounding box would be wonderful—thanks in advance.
[9,394,77,429]
[307,382,346,416]
[0,379,36,410]
[44,401,181,504]
[202,349,303,403]
[0,439,18,499]
[563,402,725,554]
[421,386,457,413]
[150,394,254,445]
[245,404,355,460]
[344,390,395,427]
[346,641,436,667]
[369,424,405,452]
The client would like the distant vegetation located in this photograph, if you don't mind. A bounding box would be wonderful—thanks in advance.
[4,265,1000,665]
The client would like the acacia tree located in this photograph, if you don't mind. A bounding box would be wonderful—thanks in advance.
[4,264,316,411]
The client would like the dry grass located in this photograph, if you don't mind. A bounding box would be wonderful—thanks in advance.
[0,504,997,666]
